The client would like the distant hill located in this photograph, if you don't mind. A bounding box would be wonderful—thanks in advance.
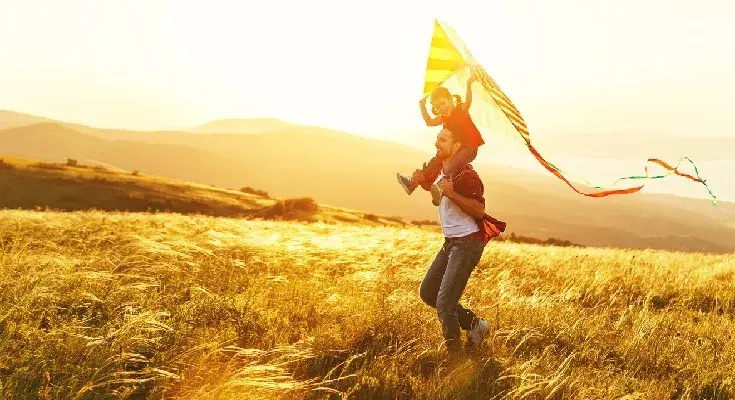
[1,111,734,253]
[0,110,54,130]
[192,118,302,134]
[0,155,410,226]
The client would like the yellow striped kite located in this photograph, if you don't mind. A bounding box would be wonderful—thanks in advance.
[423,19,717,205]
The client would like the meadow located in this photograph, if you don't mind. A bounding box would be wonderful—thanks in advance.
[1,210,734,399]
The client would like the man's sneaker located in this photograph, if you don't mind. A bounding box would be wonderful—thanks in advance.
[430,184,442,206]
[467,318,489,348]
[396,173,415,195]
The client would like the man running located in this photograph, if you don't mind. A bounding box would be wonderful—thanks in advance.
[412,127,506,355]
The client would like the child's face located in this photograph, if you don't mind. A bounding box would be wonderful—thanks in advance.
[431,97,454,117]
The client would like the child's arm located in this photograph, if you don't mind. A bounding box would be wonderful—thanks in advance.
[461,72,476,112]
[420,98,443,126]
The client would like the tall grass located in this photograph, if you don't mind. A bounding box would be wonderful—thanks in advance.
[0,210,734,399]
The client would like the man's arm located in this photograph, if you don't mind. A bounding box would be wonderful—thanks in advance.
[437,178,486,218]
[445,191,485,219]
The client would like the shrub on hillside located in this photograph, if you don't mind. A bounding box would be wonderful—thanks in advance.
[66,158,78,167]
[90,165,110,172]
[240,186,270,198]
[34,162,65,170]
[502,232,581,248]
[545,237,576,247]
[384,215,407,227]
[131,169,140,176]
[411,219,438,226]
[254,197,319,220]
[0,158,14,170]
[273,197,319,214]
[364,214,380,222]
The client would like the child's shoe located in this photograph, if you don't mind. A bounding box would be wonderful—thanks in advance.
[396,173,417,195]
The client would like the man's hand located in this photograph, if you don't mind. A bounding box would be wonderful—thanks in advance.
[437,178,454,197]
[439,177,485,218]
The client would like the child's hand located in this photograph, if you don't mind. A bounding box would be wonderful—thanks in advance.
[419,97,427,107]
[468,69,477,84]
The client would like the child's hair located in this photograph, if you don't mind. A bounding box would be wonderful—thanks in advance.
[430,87,462,116]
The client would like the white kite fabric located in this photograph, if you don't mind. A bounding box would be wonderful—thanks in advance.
[422,19,718,204]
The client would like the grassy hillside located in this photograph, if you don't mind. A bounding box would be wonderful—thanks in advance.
[1,112,734,253]
[0,210,734,399]
[0,155,409,227]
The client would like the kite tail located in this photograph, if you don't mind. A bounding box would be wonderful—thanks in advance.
[644,157,718,204]
[524,138,718,205]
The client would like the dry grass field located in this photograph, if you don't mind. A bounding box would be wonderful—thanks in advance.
[1,209,734,399]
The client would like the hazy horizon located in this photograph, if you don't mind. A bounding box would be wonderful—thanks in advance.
[1,0,733,203]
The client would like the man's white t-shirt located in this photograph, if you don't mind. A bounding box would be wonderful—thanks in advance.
[435,171,480,238]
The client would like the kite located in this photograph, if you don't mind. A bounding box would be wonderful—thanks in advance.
[422,19,718,205]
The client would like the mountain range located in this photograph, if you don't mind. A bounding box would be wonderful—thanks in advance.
[1,109,734,253]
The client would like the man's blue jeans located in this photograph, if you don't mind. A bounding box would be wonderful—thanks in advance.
[420,233,485,353]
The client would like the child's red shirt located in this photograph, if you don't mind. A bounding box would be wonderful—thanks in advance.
[441,107,485,147]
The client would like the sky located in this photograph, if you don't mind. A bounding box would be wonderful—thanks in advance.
[1,0,734,141]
